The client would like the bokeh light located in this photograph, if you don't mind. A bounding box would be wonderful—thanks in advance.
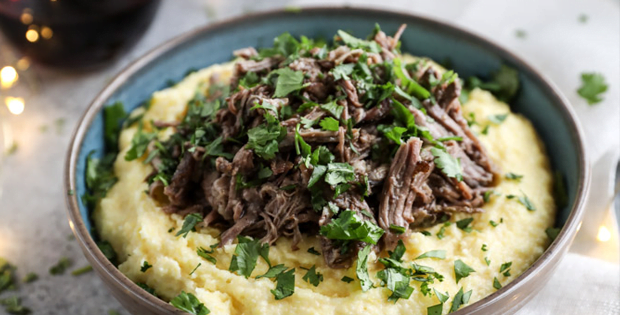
[41,26,53,39]
[5,97,25,115]
[25,29,39,42]
[0,66,18,89]
[16,58,30,71]
[597,225,611,242]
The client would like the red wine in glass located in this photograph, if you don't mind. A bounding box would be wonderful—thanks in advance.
[0,0,161,68]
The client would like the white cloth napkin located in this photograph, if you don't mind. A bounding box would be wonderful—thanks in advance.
[517,253,620,315]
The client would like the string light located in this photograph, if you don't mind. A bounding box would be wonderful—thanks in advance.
[16,58,30,71]
[25,29,39,42]
[0,66,18,89]
[5,97,25,115]
[597,225,611,242]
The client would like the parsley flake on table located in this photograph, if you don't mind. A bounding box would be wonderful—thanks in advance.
[0,258,16,294]
[170,291,210,315]
[22,273,38,283]
[454,259,475,283]
[515,29,527,39]
[302,265,324,287]
[175,213,203,238]
[71,265,93,276]
[456,218,474,233]
[271,268,296,300]
[415,250,446,260]
[49,257,72,275]
[0,296,31,315]
[140,261,153,273]
[229,236,270,278]
[577,72,608,105]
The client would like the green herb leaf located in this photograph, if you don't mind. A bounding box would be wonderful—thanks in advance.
[434,288,450,303]
[415,250,446,260]
[578,73,607,105]
[376,267,414,302]
[484,257,491,266]
[320,101,344,119]
[393,58,431,99]
[505,172,523,181]
[125,126,156,161]
[488,113,509,125]
[319,210,385,244]
[331,63,355,81]
[341,276,354,283]
[71,265,93,276]
[271,268,296,300]
[175,213,203,238]
[427,304,443,315]
[449,287,473,312]
[189,263,202,275]
[380,125,407,145]
[481,244,488,252]
[257,264,288,279]
[454,259,475,283]
[319,117,340,131]
[553,171,568,209]
[356,245,374,292]
[140,261,153,272]
[307,247,321,256]
[197,244,219,265]
[324,162,356,186]
[436,222,450,240]
[431,147,463,181]
[136,282,156,296]
[499,262,512,277]
[229,236,270,278]
[170,291,210,315]
[302,265,324,287]
[272,68,305,97]
[390,98,416,130]
[456,218,474,233]
[246,123,286,160]
[518,194,536,211]
[389,224,407,234]
[104,102,128,150]
[337,30,381,53]
[493,277,502,290]
[0,296,31,315]
[22,273,38,283]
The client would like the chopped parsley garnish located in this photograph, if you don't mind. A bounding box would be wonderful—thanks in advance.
[356,245,374,292]
[97,240,118,265]
[0,258,16,294]
[341,276,354,283]
[427,304,443,315]
[481,244,488,252]
[376,241,415,302]
[415,250,446,260]
[140,261,153,272]
[434,288,449,303]
[449,287,473,312]
[324,163,356,186]
[505,172,523,181]
[489,218,503,227]
[484,257,491,266]
[577,72,607,105]
[499,262,512,277]
[515,29,527,38]
[246,122,287,160]
[189,263,202,276]
[466,65,520,102]
[431,147,463,181]
[454,259,475,283]
[229,236,270,278]
[319,117,340,131]
[136,282,156,296]
[456,218,474,233]
[337,30,381,53]
[420,231,432,236]
[518,194,536,211]
[389,224,407,234]
[170,291,210,315]
[176,213,203,238]
[545,227,561,241]
[319,210,384,244]
[272,67,305,97]
[578,14,589,23]
[49,257,72,275]
[436,221,450,239]
[493,277,502,290]
[256,264,288,279]
[197,244,218,264]
[271,268,296,300]
[307,247,321,256]
[124,125,156,161]
[302,265,324,287]
[488,113,509,124]
[71,265,93,276]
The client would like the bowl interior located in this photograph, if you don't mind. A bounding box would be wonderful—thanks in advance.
[75,9,581,235]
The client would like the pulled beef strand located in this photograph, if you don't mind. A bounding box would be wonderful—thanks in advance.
[145,24,498,268]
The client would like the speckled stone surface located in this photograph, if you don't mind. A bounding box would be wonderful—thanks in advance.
[0,0,617,314]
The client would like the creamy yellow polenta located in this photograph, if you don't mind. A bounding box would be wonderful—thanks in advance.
[94,57,555,315]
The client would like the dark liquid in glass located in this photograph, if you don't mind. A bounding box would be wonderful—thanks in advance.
[0,0,160,68]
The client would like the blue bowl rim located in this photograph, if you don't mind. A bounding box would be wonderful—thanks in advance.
[64,5,590,314]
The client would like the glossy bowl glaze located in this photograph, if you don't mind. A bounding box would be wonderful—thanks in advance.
[65,6,589,315]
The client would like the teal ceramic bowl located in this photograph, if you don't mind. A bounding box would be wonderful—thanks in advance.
[65,7,589,315]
